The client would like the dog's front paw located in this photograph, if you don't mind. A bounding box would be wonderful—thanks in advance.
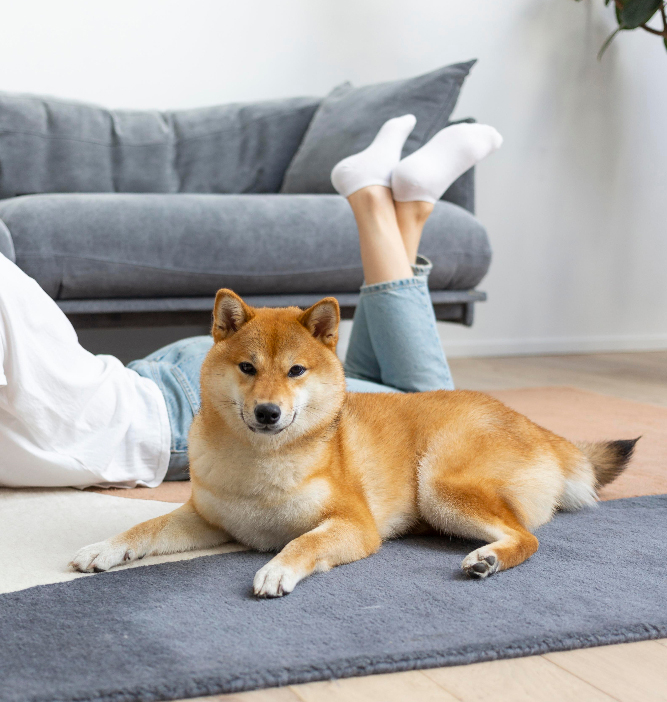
[462,548,500,579]
[253,559,301,598]
[69,540,138,573]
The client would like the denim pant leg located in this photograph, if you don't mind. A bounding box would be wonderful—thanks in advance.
[344,294,383,387]
[344,256,454,393]
[345,255,433,389]
[128,335,214,480]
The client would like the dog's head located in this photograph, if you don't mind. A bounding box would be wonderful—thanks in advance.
[200,289,346,444]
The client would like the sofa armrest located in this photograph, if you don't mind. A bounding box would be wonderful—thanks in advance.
[0,218,15,261]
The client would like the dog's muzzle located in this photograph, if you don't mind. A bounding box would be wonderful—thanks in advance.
[244,405,296,435]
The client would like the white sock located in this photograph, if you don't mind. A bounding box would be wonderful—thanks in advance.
[391,123,503,203]
[331,114,417,197]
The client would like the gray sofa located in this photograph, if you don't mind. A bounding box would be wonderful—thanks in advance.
[0,61,491,328]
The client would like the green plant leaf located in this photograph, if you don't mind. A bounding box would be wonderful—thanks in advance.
[598,26,623,59]
[618,0,662,29]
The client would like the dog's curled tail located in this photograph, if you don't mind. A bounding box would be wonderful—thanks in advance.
[575,438,640,487]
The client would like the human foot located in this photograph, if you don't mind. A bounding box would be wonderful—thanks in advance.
[391,123,503,203]
[331,114,417,197]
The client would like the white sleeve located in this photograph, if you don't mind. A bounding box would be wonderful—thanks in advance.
[0,324,6,386]
[0,255,9,386]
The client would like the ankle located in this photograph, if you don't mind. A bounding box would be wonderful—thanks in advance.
[396,200,434,225]
[348,185,394,212]
[395,202,434,254]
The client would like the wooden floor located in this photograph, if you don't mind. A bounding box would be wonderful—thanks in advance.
[450,350,667,407]
[193,351,667,702]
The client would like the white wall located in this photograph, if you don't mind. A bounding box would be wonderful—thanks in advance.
[2,0,666,357]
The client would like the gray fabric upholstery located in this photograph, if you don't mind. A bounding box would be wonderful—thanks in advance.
[0,88,475,213]
[280,61,476,206]
[0,74,488,309]
[0,193,491,300]
[171,99,319,194]
[443,165,474,213]
[0,218,14,261]
[0,93,320,199]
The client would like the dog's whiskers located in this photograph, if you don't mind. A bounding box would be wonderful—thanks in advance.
[295,404,322,418]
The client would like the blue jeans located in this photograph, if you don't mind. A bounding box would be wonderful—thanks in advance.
[128,336,213,481]
[128,256,453,480]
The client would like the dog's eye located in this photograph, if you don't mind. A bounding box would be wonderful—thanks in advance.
[238,362,256,375]
[288,365,306,378]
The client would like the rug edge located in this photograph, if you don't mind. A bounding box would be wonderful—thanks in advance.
[18,622,667,702]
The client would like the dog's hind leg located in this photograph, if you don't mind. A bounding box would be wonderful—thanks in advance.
[69,501,230,573]
[418,474,539,579]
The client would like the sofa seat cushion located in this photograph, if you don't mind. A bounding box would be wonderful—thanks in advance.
[0,193,491,300]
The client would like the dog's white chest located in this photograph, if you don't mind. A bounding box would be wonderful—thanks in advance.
[193,458,330,551]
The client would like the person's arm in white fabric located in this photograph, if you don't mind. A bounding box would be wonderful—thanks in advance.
[0,253,170,488]
[0,256,6,389]
[0,331,6,387]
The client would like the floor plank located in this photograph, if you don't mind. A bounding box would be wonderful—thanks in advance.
[449,350,667,407]
[423,655,616,702]
[210,688,303,702]
[291,670,459,702]
[545,640,667,702]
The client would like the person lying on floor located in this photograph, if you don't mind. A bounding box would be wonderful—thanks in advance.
[0,116,502,488]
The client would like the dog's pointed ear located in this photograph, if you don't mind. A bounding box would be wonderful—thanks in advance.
[299,297,340,350]
[212,289,254,342]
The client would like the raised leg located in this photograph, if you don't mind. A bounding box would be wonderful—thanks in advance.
[394,200,434,265]
[253,515,381,597]
[69,501,230,572]
[347,186,413,285]
[344,185,453,392]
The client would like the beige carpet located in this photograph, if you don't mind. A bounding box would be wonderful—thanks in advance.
[90,387,667,504]
[0,489,246,595]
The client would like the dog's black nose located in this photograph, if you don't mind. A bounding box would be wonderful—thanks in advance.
[255,403,281,425]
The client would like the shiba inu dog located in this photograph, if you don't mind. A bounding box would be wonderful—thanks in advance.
[71,290,637,596]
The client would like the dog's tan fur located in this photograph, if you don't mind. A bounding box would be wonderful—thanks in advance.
[70,291,637,595]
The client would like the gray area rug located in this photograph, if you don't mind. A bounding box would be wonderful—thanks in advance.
[2,495,667,702]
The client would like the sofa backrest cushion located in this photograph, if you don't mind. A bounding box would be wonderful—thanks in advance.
[170,99,320,194]
[0,94,320,199]
[280,61,476,209]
